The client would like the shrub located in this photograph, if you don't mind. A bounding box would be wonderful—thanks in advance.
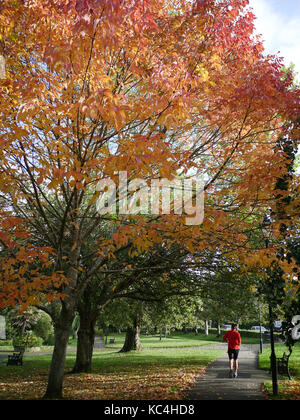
[0,339,12,346]
[12,332,43,349]
[31,312,54,343]
[43,333,55,346]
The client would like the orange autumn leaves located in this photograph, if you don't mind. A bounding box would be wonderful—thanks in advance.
[0,0,299,308]
[0,214,67,309]
[0,363,204,400]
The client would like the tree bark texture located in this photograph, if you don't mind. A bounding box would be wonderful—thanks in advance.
[120,317,142,352]
[43,303,75,399]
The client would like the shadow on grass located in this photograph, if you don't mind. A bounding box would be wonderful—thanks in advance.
[0,347,226,400]
[1,347,225,376]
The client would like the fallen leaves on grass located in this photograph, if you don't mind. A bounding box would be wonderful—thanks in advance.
[0,366,205,400]
[277,381,300,400]
[263,380,300,400]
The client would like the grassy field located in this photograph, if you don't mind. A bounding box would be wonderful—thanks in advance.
[259,342,300,400]
[102,331,263,349]
[2,331,297,400]
[1,330,263,353]
[0,347,224,400]
[103,332,219,349]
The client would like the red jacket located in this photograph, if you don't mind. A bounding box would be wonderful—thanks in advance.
[223,330,241,349]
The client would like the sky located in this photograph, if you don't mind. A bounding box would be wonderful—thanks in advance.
[249,0,300,78]
[248,1,300,170]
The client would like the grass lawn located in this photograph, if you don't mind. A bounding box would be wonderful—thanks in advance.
[0,347,224,400]
[104,332,218,349]
[259,342,300,400]
[103,331,262,349]
[0,330,270,400]
[0,330,264,353]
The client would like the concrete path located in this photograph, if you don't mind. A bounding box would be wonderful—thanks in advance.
[186,344,271,400]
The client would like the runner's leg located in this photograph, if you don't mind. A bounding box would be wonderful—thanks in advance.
[228,349,234,376]
[233,350,239,377]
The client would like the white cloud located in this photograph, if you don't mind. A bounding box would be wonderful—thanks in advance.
[249,0,300,78]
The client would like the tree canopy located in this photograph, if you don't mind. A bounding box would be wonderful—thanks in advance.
[0,0,299,398]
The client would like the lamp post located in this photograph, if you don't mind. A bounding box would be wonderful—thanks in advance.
[258,299,263,354]
[268,305,278,396]
[261,217,278,396]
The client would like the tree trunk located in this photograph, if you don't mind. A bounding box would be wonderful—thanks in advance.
[72,315,96,373]
[43,222,81,399]
[43,304,75,399]
[120,318,142,352]
[71,286,108,373]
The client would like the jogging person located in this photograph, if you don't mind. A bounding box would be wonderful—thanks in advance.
[223,323,241,378]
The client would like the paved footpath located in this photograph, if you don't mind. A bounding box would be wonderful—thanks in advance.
[186,344,271,400]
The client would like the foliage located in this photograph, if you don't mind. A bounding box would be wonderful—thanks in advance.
[99,293,201,333]
[257,134,300,352]
[0,0,299,310]
[0,339,12,346]
[4,307,54,344]
[31,312,54,344]
[198,269,259,326]
[260,343,300,400]
[0,0,299,398]
[12,332,43,349]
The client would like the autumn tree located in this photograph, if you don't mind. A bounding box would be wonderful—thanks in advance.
[0,0,299,399]
[72,242,201,370]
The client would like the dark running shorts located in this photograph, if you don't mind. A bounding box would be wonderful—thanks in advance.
[228,348,239,360]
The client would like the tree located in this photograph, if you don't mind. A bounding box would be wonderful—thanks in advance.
[71,242,186,371]
[200,270,258,328]
[73,243,202,364]
[101,299,144,353]
[99,293,201,352]
[0,0,299,398]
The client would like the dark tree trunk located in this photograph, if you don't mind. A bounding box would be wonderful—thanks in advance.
[43,304,75,399]
[71,286,107,374]
[43,247,80,399]
[120,318,142,352]
[72,315,96,373]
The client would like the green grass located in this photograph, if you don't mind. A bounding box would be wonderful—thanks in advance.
[105,332,215,349]
[259,342,300,375]
[0,347,224,375]
[103,331,262,349]
[92,347,224,371]
[4,332,299,399]
[259,342,300,400]
[0,330,264,353]
[1,332,221,355]
[0,347,225,400]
